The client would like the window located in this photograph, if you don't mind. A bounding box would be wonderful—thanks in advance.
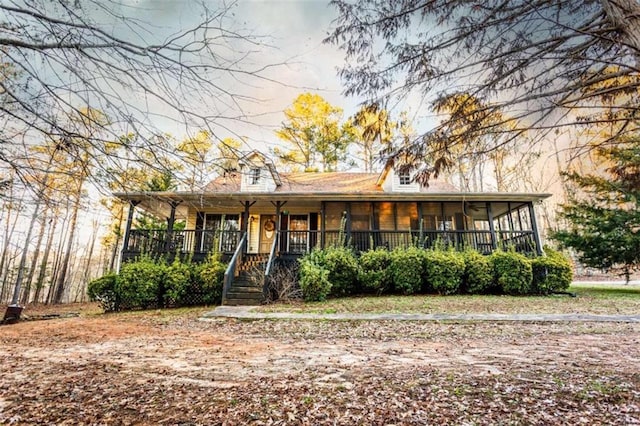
[398,172,411,185]
[250,167,261,185]
[201,214,240,252]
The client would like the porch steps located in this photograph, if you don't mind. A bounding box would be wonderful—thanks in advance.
[223,254,269,306]
[223,274,263,306]
[238,253,270,273]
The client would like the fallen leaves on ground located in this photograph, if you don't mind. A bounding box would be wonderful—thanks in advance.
[0,305,638,425]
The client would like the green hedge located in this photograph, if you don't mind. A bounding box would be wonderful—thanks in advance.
[531,247,573,294]
[461,249,493,294]
[298,249,332,302]
[423,249,465,295]
[117,256,165,309]
[88,254,226,312]
[357,248,392,294]
[87,273,118,312]
[491,250,533,295]
[389,246,424,295]
[324,247,359,296]
[295,246,573,300]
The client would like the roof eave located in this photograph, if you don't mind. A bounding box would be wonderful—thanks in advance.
[113,191,552,203]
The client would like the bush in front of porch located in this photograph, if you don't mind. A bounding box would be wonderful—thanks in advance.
[295,247,573,302]
[88,254,227,312]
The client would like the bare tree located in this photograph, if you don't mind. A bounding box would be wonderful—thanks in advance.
[0,0,284,190]
[327,0,640,183]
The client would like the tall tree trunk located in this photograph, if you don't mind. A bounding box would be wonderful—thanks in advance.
[21,210,48,304]
[10,196,43,305]
[47,207,70,304]
[53,192,82,304]
[0,190,21,301]
[33,213,57,304]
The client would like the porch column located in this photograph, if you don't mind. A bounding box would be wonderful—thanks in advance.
[240,201,256,232]
[165,200,181,252]
[486,202,497,251]
[507,202,515,231]
[241,201,256,254]
[528,202,544,255]
[345,202,352,245]
[271,201,287,230]
[320,201,326,249]
[271,201,285,253]
[122,200,141,257]
[417,202,424,246]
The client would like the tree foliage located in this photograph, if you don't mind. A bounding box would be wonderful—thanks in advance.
[0,0,280,188]
[327,0,640,183]
[350,103,396,172]
[176,130,214,191]
[273,93,354,172]
[553,140,640,282]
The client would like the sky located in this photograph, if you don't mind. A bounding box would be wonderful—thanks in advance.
[114,0,363,154]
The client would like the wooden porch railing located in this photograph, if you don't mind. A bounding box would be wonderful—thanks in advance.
[277,229,537,255]
[124,229,242,256]
[123,228,538,259]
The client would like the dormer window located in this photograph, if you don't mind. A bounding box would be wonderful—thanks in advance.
[250,167,261,185]
[399,172,411,185]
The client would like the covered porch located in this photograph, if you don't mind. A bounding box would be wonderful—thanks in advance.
[115,193,548,262]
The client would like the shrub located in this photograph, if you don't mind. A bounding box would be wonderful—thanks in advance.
[87,273,118,312]
[116,256,166,309]
[423,249,465,295]
[491,250,533,295]
[298,253,331,302]
[199,252,226,305]
[531,248,573,294]
[389,246,424,295]
[324,246,359,296]
[461,250,494,294]
[358,248,392,295]
[163,259,193,306]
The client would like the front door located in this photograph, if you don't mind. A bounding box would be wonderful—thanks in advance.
[259,215,277,253]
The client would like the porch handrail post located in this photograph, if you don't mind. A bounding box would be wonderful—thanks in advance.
[528,202,544,256]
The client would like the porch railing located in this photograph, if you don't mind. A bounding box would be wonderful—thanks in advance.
[124,229,243,256]
[277,229,537,255]
[123,228,537,259]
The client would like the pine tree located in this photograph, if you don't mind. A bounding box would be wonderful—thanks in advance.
[553,140,640,282]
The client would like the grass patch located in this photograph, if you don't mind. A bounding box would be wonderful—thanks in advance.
[257,284,640,315]
[570,283,640,298]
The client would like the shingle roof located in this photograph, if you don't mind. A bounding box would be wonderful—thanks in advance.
[203,172,457,194]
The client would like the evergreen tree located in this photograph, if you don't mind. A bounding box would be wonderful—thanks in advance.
[553,140,640,282]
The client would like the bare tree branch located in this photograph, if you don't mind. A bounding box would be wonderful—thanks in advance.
[327,0,640,180]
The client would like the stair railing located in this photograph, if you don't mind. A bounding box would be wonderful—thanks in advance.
[222,231,247,303]
[263,231,279,297]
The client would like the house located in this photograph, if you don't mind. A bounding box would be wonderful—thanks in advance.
[113,151,550,304]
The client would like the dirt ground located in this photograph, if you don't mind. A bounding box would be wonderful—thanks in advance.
[0,303,638,425]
